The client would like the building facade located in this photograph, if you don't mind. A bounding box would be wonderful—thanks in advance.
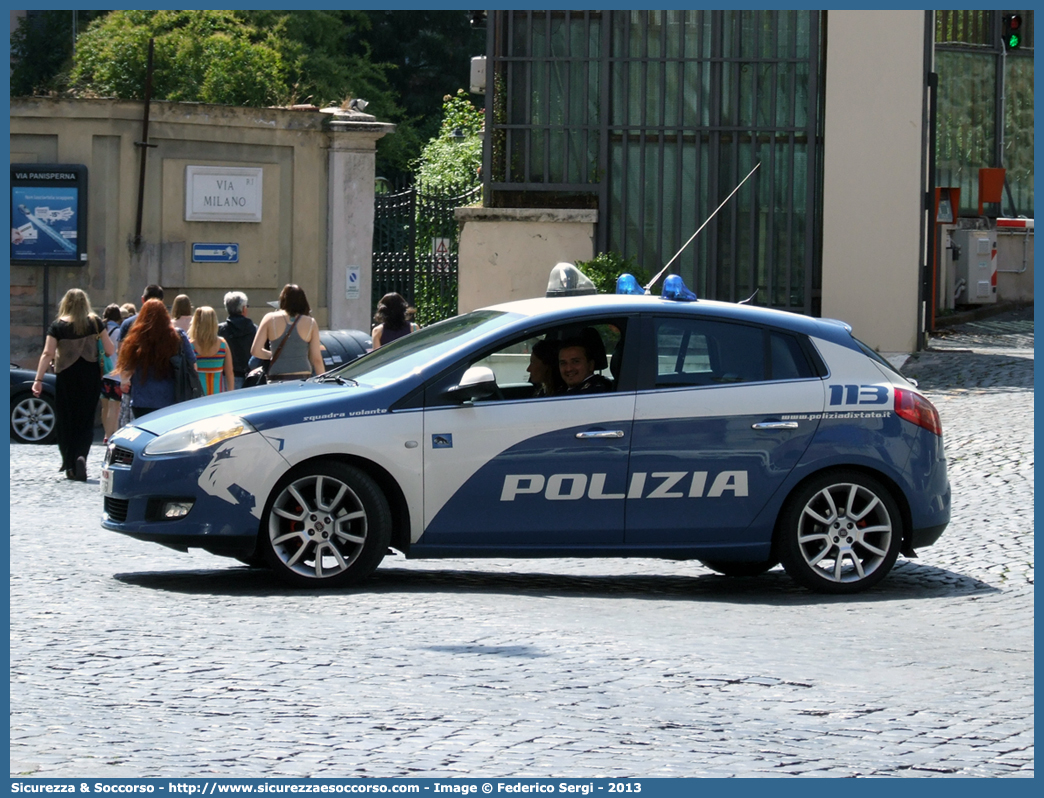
[461,9,1034,353]
[9,98,391,365]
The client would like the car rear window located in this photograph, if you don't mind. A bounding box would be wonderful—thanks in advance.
[653,317,815,387]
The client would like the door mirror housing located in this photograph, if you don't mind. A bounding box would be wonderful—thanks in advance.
[444,366,498,402]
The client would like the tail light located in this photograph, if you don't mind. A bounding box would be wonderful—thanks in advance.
[894,388,942,436]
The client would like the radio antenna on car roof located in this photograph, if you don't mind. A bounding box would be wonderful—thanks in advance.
[644,162,761,293]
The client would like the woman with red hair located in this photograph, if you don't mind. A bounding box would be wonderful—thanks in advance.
[116,299,196,419]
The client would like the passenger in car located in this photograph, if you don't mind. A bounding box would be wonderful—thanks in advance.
[558,337,613,394]
[527,338,565,397]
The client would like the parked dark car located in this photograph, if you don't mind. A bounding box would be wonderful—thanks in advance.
[11,365,57,444]
[318,329,372,371]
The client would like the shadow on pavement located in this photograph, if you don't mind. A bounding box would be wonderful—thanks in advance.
[902,350,1033,392]
[112,557,999,604]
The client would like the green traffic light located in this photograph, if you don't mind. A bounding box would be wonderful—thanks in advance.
[1003,14,1022,50]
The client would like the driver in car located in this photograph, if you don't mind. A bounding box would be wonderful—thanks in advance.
[558,337,613,394]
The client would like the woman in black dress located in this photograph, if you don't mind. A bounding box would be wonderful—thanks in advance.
[32,288,114,481]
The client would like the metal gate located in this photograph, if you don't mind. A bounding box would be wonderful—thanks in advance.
[372,185,481,325]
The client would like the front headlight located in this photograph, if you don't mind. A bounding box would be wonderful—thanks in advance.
[143,414,256,455]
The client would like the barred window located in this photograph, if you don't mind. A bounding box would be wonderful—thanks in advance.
[486,10,823,314]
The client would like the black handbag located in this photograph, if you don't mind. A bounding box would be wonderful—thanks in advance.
[243,362,268,388]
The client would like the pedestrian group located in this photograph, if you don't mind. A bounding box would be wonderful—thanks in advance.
[28,281,352,482]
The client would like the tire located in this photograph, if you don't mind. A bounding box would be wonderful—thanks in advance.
[11,392,57,444]
[700,558,778,578]
[261,461,391,588]
[776,470,902,594]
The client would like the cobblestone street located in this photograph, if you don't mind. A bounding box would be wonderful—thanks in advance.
[9,309,1033,779]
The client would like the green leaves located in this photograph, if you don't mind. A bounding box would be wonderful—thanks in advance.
[66,10,399,110]
[16,10,484,182]
[70,11,293,106]
[574,252,652,295]
[413,90,484,196]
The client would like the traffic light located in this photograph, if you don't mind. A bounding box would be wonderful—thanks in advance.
[1002,14,1022,50]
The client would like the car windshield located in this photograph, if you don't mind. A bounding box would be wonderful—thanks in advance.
[321,310,516,387]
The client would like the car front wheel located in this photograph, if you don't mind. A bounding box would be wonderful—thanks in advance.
[11,392,57,444]
[776,470,902,594]
[262,462,391,588]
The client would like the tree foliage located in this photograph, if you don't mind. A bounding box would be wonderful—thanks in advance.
[67,10,394,109]
[406,91,485,327]
[574,252,653,295]
[361,11,485,149]
[10,10,107,97]
[12,10,485,181]
[413,90,484,196]
[70,11,280,105]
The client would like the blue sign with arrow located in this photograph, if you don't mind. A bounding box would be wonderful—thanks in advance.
[192,243,239,263]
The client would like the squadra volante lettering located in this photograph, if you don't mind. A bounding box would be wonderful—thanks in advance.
[500,470,748,502]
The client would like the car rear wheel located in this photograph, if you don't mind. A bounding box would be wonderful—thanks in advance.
[776,470,902,594]
[262,462,391,588]
[11,392,57,444]
[699,558,778,578]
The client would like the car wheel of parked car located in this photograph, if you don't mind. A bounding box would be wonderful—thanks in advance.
[777,470,902,594]
[262,462,391,588]
[699,558,778,578]
[11,392,57,444]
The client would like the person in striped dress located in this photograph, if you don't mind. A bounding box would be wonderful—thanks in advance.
[188,306,234,395]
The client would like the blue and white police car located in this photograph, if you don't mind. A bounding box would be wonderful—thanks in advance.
[101,269,949,594]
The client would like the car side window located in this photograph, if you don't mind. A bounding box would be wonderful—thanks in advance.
[769,331,814,381]
[424,317,631,407]
[652,317,814,388]
[472,320,626,399]
[470,335,543,394]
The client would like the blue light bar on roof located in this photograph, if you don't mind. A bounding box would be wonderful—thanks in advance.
[662,274,698,301]
[615,273,644,295]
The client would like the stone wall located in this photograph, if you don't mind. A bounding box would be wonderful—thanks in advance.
[455,208,597,312]
[9,98,392,366]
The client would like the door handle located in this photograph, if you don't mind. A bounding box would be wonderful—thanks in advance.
[575,430,625,439]
[751,421,799,430]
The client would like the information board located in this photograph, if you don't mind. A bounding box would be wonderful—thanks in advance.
[10,163,88,266]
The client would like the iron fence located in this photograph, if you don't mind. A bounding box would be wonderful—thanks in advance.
[372,184,481,325]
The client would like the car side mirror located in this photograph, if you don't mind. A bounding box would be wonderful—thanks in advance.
[444,366,498,402]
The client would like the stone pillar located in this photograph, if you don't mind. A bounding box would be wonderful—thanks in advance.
[325,109,394,331]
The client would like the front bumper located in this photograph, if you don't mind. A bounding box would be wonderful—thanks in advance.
[101,428,289,558]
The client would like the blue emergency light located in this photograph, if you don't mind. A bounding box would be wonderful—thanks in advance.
[615,273,644,295]
[662,274,698,301]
